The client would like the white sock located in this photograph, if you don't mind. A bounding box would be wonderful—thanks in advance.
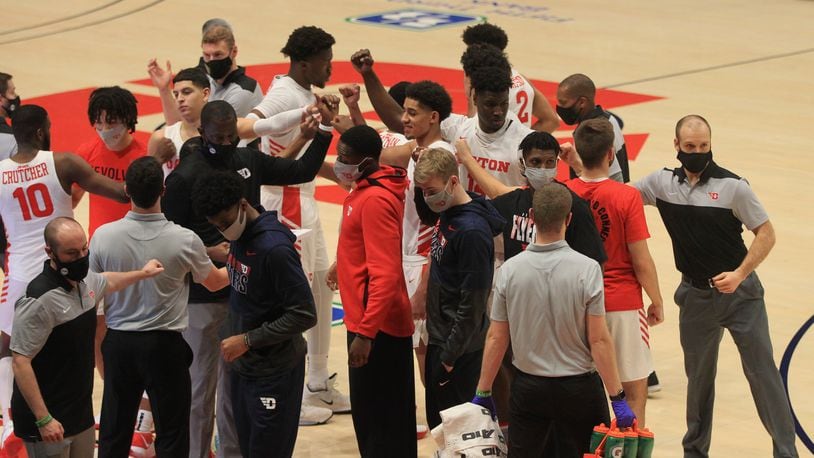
[135,392,153,432]
[307,354,330,390]
[306,270,334,389]
[0,357,12,426]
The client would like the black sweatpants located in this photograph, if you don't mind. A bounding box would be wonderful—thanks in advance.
[231,357,305,458]
[509,369,610,457]
[424,344,483,429]
[99,330,193,458]
[347,331,416,458]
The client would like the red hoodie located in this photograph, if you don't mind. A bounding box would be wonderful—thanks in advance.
[337,165,414,339]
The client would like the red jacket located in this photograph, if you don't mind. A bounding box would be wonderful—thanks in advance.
[337,165,413,338]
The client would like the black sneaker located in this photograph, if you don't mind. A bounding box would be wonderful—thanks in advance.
[647,371,661,394]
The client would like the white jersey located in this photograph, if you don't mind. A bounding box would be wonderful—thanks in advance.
[380,131,408,149]
[162,122,184,178]
[441,111,532,195]
[509,67,535,128]
[0,151,73,281]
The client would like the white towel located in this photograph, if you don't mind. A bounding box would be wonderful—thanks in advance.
[432,402,507,457]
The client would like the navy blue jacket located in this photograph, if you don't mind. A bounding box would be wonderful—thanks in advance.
[225,208,316,377]
[426,194,505,365]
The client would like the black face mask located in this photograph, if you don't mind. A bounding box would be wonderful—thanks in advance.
[204,137,239,161]
[3,96,20,119]
[556,103,580,125]
[54,253,90,282]
[677,150,713,174]
[206,56,233,80]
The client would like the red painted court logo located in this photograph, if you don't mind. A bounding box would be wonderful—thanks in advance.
[709,192,719,200]
[28,61,662,206]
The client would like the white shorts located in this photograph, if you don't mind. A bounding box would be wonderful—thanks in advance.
[605,308,653,383]
[404,256,428,348]
[0,277,28,335]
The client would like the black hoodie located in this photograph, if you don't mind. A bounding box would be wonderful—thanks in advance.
[425,193,505,366]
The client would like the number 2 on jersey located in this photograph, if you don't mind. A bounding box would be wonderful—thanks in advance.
[12,183,54,221]
[516,91,530,124]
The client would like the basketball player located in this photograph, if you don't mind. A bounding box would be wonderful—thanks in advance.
[147,68,210,178]
[461,23,559,132]
[0,105,129,449]
[248,25,348,423]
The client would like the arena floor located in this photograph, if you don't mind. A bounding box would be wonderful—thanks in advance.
[3,0,813,456]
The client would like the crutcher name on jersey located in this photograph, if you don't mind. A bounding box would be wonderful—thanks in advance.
[2,163,49,184]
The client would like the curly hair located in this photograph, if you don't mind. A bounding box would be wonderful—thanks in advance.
[405,81,452,121]
[460,43,510,77]
[87,86,138,132]
[388,81,410,108]
[280,26,335,61]
[462,23,508,51]
[469,65,512,95]
[192,170,244,218]
[519,131,561,157]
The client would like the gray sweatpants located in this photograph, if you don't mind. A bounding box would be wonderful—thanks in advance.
[183,302,241,458]
[674,272,798,458]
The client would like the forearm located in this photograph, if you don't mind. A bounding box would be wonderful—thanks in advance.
[159,87,181,125]
[631,248,662,305]
[261,131,330,185]
[591,337,623,395]
[737,222,775,277]
[247,306,317,348]
[12,356,49,420]
[276,133,308,159]
[347,103,367,127]
[102,269,149,293]
[476,324,509,392]
[361,71,404,133]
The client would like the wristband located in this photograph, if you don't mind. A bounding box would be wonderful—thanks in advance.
[318,124,334,133]
[609,389,626,402]
[35,414,53,428]
[475,390,492,397]
[243,333,251,349]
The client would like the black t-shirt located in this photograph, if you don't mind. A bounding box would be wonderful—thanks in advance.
[491,185,607,264]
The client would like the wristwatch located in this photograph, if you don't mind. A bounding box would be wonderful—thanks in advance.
[609,389,626,402]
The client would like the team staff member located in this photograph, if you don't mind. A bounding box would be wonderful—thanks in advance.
[472,183,635,457]
[412,148,504,429]
[161,100,333,458]
[194,170,316,457]
[566,118,663,425]
[0,72,19,159]
[11,217,163,458]
[557,73,629,182]
[334,126,416,457]
[634,115,798,457]
[92,157,230,458]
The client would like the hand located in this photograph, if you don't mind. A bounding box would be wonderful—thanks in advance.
[141,259,164,278]
[317,95,341,126]
[454,138,473,162]
[410,290,426,320]
[326,261,338,291]
[299,116,319,140]
[350,49,375,74]
[647,303,664,326]
[712,270,745,294]
[558,142,583,173]
[221,334,249,362]
[207,241,230,264]
[348,335,372,368]
[412,144,429,163]
[147,58,173,90]
[442,362,453,373]
[471,394,497,420]
[38,417,64,442]
[331,114,355,134]
[338,84,361,107]
[302,104,321,123]
[150,137,177,165]
[611,399,636,428]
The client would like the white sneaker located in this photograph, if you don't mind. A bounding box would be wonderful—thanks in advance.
[303,373,352,413]
[299,404,333,426]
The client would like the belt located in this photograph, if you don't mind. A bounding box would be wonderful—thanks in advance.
[518,369,598,381]
[682,275,714,290]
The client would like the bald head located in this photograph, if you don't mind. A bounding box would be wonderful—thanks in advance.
[44,217,85,254]
[675,114,711,141]
[558,73,596,103]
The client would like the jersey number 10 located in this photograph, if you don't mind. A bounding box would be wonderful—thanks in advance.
[12,183,54,221]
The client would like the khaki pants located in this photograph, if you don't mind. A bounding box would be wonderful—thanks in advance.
[24,426,95,458]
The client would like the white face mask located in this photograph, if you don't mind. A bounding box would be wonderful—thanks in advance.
[97,124,127,146]
[525,167,557,189]
[424,180,455,213]
[333,160,364,184]
[219,206,247,241]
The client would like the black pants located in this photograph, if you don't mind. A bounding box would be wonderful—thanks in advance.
[99,330,193,458]
[231,358,305,458]
[424,344,483,429]
[347,331,416,458]
[509,369,609,458]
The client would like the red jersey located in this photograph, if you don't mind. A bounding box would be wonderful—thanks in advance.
[76,136,146,237]
[337,166,413,339]
[566,177,649,312]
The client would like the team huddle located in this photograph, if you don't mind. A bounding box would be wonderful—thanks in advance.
[0,18,800,458]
